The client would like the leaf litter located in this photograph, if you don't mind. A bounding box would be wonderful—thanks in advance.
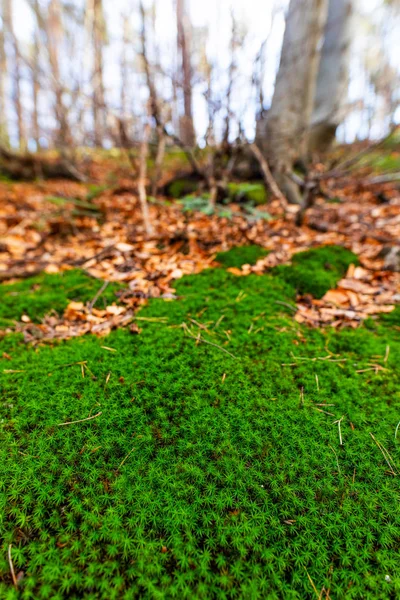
[0,168,399,338]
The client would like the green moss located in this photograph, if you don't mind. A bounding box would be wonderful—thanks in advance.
[272,245,358,298]
[167,178,199,199]
[0,270,123,326]
[380,305,400,328]
[216,245,269,268]
[227,181,267,205]
[1,250,400,598]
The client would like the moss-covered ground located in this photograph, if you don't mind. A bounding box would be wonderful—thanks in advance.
[215,245,269,269]
[272,246,359,298]
[0,270,123,328]
[1,246,400,599]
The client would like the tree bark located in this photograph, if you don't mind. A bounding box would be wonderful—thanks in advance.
[47,0,70,147]
[309,0,353,153]
[137,123,154,237]
[91,0,106,147]
[2,0,26,150]
[176,0,195,147]
[0,7,8,146]
[32,26,41,150]
[261,0,328,204]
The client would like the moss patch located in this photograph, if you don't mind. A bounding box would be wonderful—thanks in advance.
[1,252,400,599]
[0,270,123,327]
[227,182,267,205]
[216,245,269,268]
[167,178,200,199]
[272,245,358,298]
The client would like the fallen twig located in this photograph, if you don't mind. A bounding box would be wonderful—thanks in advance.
[8,544,17,589]
[88,281,109,313]
[182,323,237,359]
[333,416,344,445]
[370,432,397,475]
[117,446,136,471]
[328,444,341,474]
[249,143,287,205]
[57,411,102,426]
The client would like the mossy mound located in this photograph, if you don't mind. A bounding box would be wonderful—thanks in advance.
[1,250,400,599]
[0,270,123,327]
[227,182,267,205]
[272,245,358,298]
[216,245,269,268]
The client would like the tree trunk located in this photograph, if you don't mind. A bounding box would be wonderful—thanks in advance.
[92,0,106,147]
[3,0,26,150]
[261,0,328,204]
[32,28,41,150]
[47,0,70,147]
[309,0,353,153]
[0,7,9,146]
[176,0,195,147]
[120,15,129,120]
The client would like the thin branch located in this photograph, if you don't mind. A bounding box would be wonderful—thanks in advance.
[8,544,17,589]
[182,323,237,359]
[137,122,154,237]
[57,411,102,426]
[249,143,286,205]
[88,280,109,313]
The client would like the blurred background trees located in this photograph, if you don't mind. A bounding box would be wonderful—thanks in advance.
[0,0,398,163]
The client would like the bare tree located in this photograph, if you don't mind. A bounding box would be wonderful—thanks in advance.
[176,0,195,147]
[137,121,154,237]
[260,0,328,204]
[310,0,353,152]
[47,0,70,147]
[0,4,9,146]
[120,14,129,121]
[223,10,239,145]
[31,14,41,150]
[89,0,106,146]
[2,0,26,150]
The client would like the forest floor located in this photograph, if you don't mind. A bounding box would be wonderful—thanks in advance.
[1,152,400,598]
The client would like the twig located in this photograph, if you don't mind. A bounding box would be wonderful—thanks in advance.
[117,446,136,471]
[182,323,237,359]
[138,122,154,237]
[249,143,287,205]
[88,280,109,313]
[333,416,344,445]
[151,125,166,198]
[8,544,17,589]
[287,170,305,187]
[304,567,319,599]
[328,444,341,474]
[57,411,102,426]
[384,345,390,364]
[275,301,297,313]
[370,432,397,475]
[313,407,335,417]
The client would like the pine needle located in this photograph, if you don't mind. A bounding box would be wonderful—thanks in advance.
[370,432,397,475]
[8,544,17,589]
[117,446,136,470]
[57,411,102,426]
